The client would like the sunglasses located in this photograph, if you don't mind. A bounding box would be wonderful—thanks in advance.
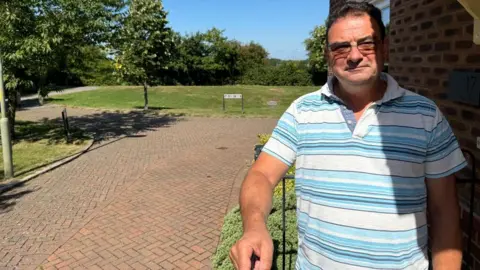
[327,36,380,58]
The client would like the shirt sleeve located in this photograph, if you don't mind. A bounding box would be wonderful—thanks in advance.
[425,107,467,179]
[261,102,299,167]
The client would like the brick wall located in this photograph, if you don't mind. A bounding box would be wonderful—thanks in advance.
[389,0,480,159]
[330,0,480,267]
[389,0,480,266]
[389,0,479,156]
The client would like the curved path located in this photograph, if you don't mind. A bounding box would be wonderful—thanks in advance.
[1,107,277,269]
[21,87,100,101]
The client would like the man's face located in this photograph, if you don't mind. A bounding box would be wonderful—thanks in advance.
[327,14,384,87]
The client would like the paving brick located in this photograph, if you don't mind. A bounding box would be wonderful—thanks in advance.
[188,259,205,269]
[101,264,119,270]
[153,253,170,264]
[71,251,85,261]
[174,259,192,270]
[180,252,198,263]
[55,259,75,268]
[130,262,148,270]
[167,252,185,263]
[3,108,277,269]
[158,260,176,270]
[143,261,162,270]
[6,255,22,267]
[192,245,206,254]
[47,254,58,262]
[115,262,131,270]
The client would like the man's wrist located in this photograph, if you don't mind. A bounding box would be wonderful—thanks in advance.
[242,212,267,232]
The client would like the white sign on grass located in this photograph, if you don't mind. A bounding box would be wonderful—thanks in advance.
[223,93,244,113]
[224,94,242,99]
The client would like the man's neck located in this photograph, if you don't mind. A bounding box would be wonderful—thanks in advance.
[333,77,386,113]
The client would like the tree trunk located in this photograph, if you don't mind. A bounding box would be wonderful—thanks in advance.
[6,89,18,141]
[143,81,148,110]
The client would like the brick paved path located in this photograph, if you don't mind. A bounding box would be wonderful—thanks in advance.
[1,108,277,269]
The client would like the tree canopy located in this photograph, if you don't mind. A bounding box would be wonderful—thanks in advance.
[304,24,328,85]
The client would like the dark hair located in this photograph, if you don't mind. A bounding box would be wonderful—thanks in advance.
[326,1,386,42]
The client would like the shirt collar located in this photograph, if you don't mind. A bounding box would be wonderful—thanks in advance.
[320,72,405,105]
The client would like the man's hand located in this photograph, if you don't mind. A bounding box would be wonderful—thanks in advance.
[426,174,463,270]
[229,223,273,270]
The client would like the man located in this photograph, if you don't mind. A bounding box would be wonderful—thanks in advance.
[230,2,466,270]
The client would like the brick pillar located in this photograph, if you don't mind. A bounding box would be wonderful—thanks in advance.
[389,0,480,268]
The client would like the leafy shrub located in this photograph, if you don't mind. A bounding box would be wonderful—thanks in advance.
[212,191,298,270]
[274,178,295,198]
[257,133,272,145]
[239,65,270,86]
[273,62,312,86]
[212,134,298,269]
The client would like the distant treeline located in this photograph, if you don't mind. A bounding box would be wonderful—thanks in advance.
[63,27,328,89]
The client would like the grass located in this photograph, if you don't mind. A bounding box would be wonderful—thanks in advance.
[47,85,319,117]
[0,120,92,179]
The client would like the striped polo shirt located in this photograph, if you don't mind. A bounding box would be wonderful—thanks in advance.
[262,73,467,269]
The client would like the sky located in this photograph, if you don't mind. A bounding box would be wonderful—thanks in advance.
[162,0,331,60]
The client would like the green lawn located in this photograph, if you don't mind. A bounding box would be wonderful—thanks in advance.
[47,85,319,117]
[0,121,91,179]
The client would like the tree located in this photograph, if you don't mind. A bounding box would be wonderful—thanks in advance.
[237,42,268,76]
[172,31,210,85]
[304,25,328,85]
[114,0,174,110]
[162,28,242,86]
[69,45,118,86]
[200,28,241,85]
[0,0,49,135]
[0,0,124,137]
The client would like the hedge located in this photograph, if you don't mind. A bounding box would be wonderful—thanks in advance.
[239,63,313,86]
[212,134,298,269]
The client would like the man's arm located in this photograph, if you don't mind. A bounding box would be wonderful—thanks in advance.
[229,152,290,270]
[240,152,290,232]
[231,101,299,269]
[426,174,463,270]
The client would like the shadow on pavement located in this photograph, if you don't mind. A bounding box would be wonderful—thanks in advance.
[133,106,173,111]
[0,109,183,212]
[56,110,185,142]
[0,180,36,214]
[16,120,90,144]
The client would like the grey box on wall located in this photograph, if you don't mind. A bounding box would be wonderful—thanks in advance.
[447,71,480,107]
